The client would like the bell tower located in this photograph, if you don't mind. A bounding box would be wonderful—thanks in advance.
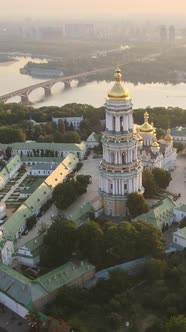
[99,67,143,217]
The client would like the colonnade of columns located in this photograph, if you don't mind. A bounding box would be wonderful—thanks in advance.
[103,147,137,164]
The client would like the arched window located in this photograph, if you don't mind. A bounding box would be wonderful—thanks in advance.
[120,116,124,132]
[111,151,115,164]
[122,152,125,164]
[112,116,115,132]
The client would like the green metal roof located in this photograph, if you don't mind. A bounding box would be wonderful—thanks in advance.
[24,182,52,212]
[0,263,47,306]
[17,234,44,258]
[5,155,21,174]
[2,153,78,239]
[21,178,45,195]
[2,142,85,152]
[21,156,63,163]
[0,260,95,308]
[0,167,9,185]
[36,261,95,293]
[62,153,79,170]
[171,127,186,137]
[135,197,176,230]
[31,163,57,171]
[0,155,21,186]
[3,204,33,237]
[66,202,94,226]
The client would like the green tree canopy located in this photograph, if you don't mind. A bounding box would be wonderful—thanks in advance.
[152,168,172,189]
[166,315,186,332]
[142,169,158,198]
[127,192,149,218]
[41,218,77,267]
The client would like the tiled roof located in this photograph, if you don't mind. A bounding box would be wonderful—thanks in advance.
[2,142,85,152]
[135,197,176,230]
[171,127,186,137]
[36,261,95,293]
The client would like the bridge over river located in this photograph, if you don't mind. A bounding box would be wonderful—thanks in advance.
[0,67,111,105]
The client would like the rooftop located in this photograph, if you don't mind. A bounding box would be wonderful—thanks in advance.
[2,142,85,152]
[135,197,176,230]
[171,127,186,137]
[36,261,95,293]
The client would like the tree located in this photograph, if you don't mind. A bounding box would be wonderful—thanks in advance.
[76,221,104,265]
[166,315,186,332]
[52,181,78,209]
[5,146,12,159]
[46,317,70,332]
[133,221,163,256]
[127,192,148,218]
[174,142,184,153]
[52,177,89,210]
[144,258,168,282]
[26,215,37,231]
[26,309,42,332]
[142,169,158,198]
[104,222,138,265]
[63,131,81,143]
[152,168,172,189]
[41,218,76,267]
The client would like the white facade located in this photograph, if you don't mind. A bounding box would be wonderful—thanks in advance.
[173,228,186,248]
[86,132,100,148]
[0,292,28,318]
[136,117,177,171]
[0,231,14,266]
[99,68,143,217]
[52,115,83,130]
[16,246,40,267]
[0,203,6,220]
[174,205,186,223]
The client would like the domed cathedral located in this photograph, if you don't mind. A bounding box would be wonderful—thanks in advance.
[137,112,177,171]
[158,128,177,171]
[99,67,143,217]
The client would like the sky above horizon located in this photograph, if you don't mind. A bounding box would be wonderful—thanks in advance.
[2,0,186,19]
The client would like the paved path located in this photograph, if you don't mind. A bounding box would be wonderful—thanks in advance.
[16,155,101,248]
[1,169,30,203]
[167,154,186,206]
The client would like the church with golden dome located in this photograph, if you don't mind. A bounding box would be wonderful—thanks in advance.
[136,112,177,171]
[99,67,144,217]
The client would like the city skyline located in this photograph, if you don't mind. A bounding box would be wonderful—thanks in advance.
[2,0,186,19]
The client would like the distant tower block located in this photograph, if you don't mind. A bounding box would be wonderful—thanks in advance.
[169,26,175,45]
[160,25,167,43]
[99,67,143,217]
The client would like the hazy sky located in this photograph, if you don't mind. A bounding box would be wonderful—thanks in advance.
[2,0,186,19]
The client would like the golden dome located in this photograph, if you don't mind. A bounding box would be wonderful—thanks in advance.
[164,128,173,142]
[108,67,130,99]
[151,136,160,151]
[140,112,154,133]
[151,141,160,149]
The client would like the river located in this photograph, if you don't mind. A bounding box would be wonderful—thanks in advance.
[1,56,186,109]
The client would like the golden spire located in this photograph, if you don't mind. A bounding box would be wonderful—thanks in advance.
[139,112,154,133]
[144,111,149,122]
[115,67,122,82]
[108,67,130,99]
[164,128,173,142]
